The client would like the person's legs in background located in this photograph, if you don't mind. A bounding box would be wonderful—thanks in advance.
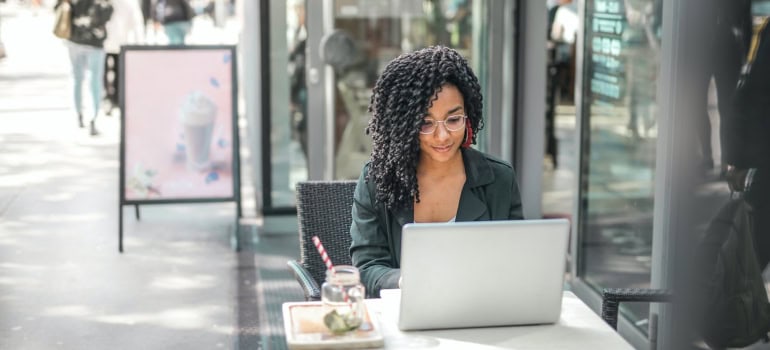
[713,26,744,177]
[163,24,182,45]
[86,46,106,135]
[163,21,191,45]
[112,53,120,114]
[103,53,119,115]
[545,60,558,168]
[747,168,770,269]
[694,78,714,171]
[67,42,88,128]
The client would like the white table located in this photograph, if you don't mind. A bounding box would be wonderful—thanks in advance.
[366,289,634,350]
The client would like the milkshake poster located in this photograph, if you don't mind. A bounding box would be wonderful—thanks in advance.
[121,47,237,201]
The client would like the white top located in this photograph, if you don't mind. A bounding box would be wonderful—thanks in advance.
[367,290,634,350]
[551,4,579,44]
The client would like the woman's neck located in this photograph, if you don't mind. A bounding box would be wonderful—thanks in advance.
[417,150,465,179]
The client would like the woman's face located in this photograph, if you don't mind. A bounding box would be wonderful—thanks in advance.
[418,84,466,165]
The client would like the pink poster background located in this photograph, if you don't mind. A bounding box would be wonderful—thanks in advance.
[123,48,235,201]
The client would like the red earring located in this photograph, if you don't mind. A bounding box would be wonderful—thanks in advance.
[462,119,472,148]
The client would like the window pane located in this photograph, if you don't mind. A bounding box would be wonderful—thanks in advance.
[542,1,578,220]
[578,0,662,332]
[268,0,309,207]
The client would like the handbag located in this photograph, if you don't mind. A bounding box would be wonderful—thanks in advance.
[53,1,72,39]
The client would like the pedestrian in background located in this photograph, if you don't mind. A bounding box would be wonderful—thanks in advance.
[151,0,194,45]
[103,0,144,115]
[57,0,114,135]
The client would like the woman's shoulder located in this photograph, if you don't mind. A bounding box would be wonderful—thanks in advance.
[354,162,389,213]
[483,153,516,186]
[465,148,513,171]
[462,148,516,188]
[356,162,377,194]
[481,152,513,170]
[359,161,372,182]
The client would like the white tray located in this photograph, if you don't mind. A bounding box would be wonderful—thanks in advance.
[282,301,384,349]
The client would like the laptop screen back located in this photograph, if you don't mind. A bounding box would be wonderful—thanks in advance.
[398,219,570,331]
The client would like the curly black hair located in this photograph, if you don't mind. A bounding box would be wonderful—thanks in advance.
[365,46,484,211]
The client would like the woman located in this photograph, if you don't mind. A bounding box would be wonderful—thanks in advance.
[57,0,113,136]
[350,46,524,297]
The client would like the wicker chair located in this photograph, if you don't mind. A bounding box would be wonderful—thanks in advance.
[287,180,358,301]
[601,288,673,330]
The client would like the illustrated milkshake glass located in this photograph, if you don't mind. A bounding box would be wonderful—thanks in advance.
[180,91,218,171]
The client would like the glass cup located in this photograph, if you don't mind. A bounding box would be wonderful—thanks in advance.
[321,265,366,334]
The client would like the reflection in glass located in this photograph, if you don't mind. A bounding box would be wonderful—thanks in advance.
[542,0,579,221]
[578,0,662,332]
[268,0,309,207]
[674,3,767,346]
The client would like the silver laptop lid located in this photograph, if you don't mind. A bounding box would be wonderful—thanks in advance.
[398,219,570,331]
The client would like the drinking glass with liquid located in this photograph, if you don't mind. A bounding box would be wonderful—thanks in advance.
[321,265,366,334]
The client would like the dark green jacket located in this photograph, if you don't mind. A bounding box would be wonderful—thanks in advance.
[349,148,524,297]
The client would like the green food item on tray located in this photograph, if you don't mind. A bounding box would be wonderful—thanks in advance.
[323,309,361,334]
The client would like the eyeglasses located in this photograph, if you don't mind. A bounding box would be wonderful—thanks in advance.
[419,115,467,134]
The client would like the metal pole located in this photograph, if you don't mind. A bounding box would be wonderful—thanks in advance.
[119,205,124,252]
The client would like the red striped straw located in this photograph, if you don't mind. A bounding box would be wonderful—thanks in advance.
[312,235,335,273]
[312,236,350,303]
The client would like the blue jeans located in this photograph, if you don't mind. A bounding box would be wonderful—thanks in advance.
[164,21,192,45]
[66,42,106,121]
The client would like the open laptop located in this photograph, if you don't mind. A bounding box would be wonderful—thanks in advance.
[397,219,570,331]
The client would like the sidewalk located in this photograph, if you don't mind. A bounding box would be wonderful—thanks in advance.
[0,5,291,349]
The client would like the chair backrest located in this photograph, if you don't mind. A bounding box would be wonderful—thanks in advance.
[296,180,358,287]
